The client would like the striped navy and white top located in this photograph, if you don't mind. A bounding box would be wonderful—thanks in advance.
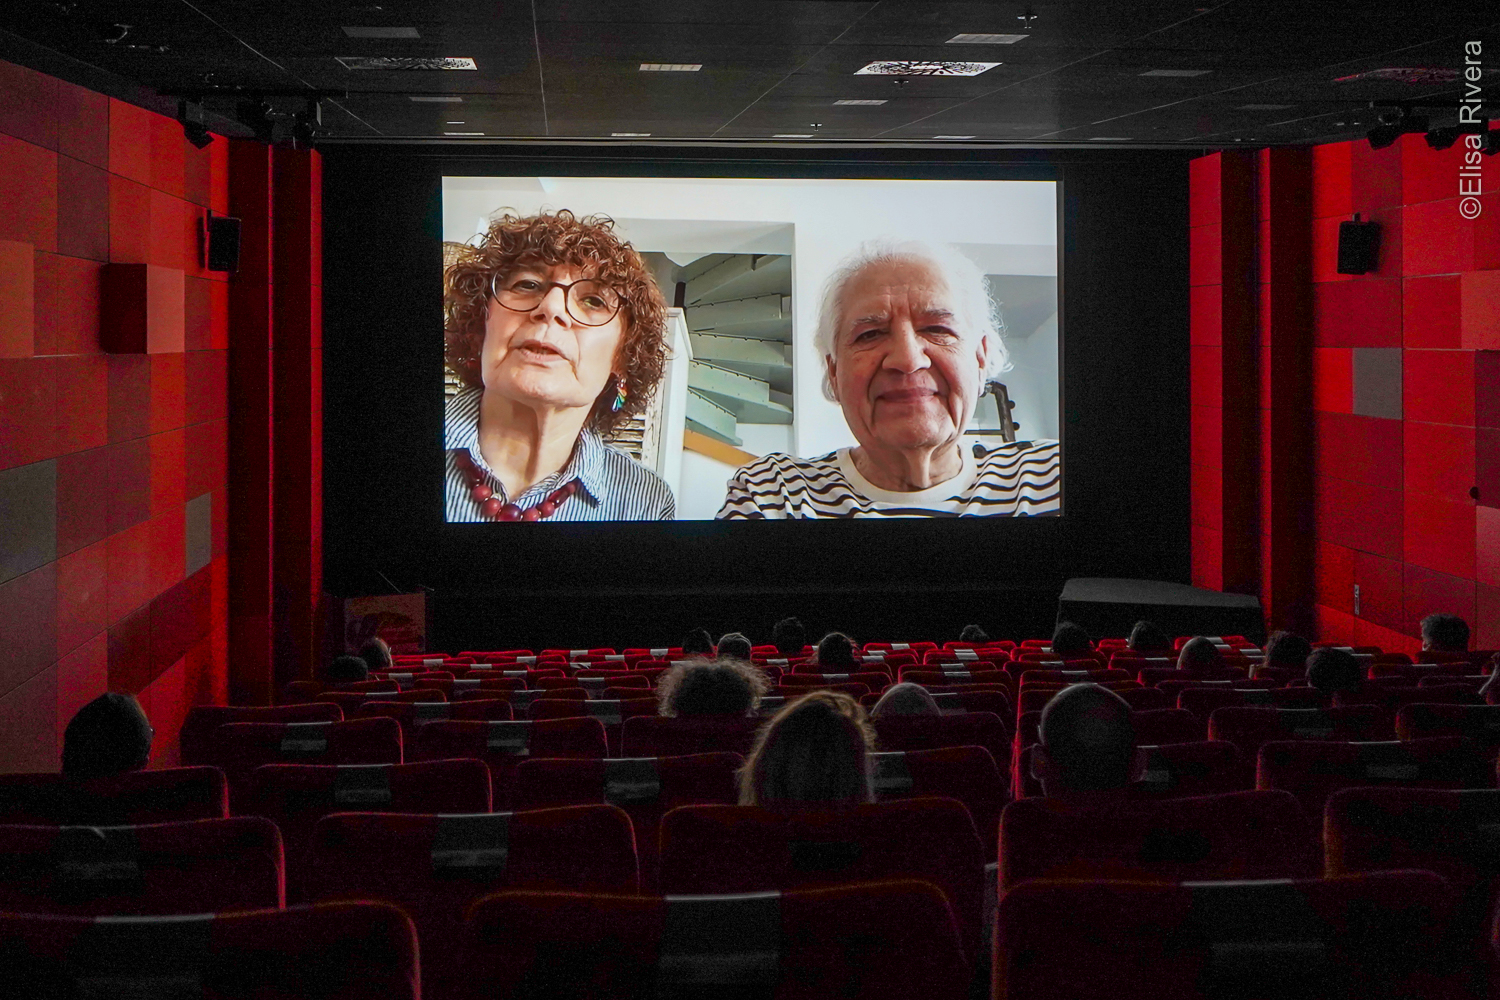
[715,440,1061,519]
[445,388,675,522]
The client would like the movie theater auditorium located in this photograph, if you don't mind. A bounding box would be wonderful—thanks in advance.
[1,11,1499,998]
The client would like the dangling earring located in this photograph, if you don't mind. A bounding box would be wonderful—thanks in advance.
[611,375,628,413]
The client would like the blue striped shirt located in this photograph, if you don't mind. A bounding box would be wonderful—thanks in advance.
[444,388,676,522]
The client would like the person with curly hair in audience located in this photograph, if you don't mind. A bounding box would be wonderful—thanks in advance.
[810,631,859,670]
[959,624,990,645]
[739,691,876,806]
[657,658,770,717]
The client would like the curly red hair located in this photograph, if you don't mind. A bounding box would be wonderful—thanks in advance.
[444,210,668,435]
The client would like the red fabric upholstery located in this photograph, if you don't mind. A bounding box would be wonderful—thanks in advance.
[0,901,420,999]
[412,717,608,808]
[871,712,1010,774]
[1207,705,1388,759]
[994,873,1453,1000]
[659,798,985,965]
[460,881,968,1000]
[1012,739,1253,801]
[998,789,1317,894]
[0,816,284,915]
[314,688,445,712]
[1130,708,1207,745]
[1019,668,1132,686]
[1115,687,1171,711]
[511,752,742,891]
[528,698,660,755]
[781,671,891,689]
[355,698,512,736]
[1178,686,1330,720]
[1137,666,1246,687]
[773,682,870,699]
[207,718,403,801]
[900,668,1011,688]
[619,715,763,758]
[1396,703,1500,756]
[1257,736,1490,819]
[870,745,1007,856]
[181,704,342,767]
[1155,677,1276,700]
[308,805,639,999]
[0,767,228,826]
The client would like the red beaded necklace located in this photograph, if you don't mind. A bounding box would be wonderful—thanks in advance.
[451,449,581,522]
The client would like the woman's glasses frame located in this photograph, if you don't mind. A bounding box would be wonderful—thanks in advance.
[488,273,625,327]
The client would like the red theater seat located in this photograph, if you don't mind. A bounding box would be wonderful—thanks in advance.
[1257,736,1490,819]
[619,715,763,758]
[307,805,639,999]
[998,789,1317,894]
[994,873,1453,1000]
[0,767,228,826]
[511,753,741,890]
[0,902,419,1000]
[871,712,1010,773]
[870,746,1006,855]
[1115,686,1171,711]
[206,717,403,802]
[0,816,284,915]
[315,688,445,712]
[1207,705,1388,758]
[181,704,343,767]
[900,668,1011,689]
[1177,686,1330,720]
[461,881,968,1000]
[355,697,512,736]
[659,798,985,966]
[1396,703,1500,758]
[412,717,608,808]
[781,671,892,689]
[528,697,660,754]
[1130,707,1206,745]
[1012,739,1253,801]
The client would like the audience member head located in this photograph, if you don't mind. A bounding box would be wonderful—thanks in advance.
[1421,614,1470,653]
[1306,647,1362,693]
[771,617,806,657]
[681,627,714,657]
[813,631,858,669]
[61,693,154,780]
[356,637,393,674]
[1034,684,1138,796]
[1126,620,1172,653]
[323,655,369,684]
[1051,621,1094,660]
[657,658,769,717]
[870,682,941,718]
[716,631,753,662]
[959,624,990,645]
[1263,631,1313,671]
[1176,636,1224,673]
[739,691,875,807]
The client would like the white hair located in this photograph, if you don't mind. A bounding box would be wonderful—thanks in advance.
[814,239,1010,402]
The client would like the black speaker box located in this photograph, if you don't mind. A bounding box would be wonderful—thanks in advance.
[1336,214,1381,275]
[206,215,242,273]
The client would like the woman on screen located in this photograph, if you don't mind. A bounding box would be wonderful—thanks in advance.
[444,211,675,521]
[717,240,1060,518]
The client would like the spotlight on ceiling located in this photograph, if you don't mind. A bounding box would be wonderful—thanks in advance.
[1366,108,1427,150]
[236,100,276,144]
[1425,126,1460,150]
[292,99,322,152]
[177,99,213,149]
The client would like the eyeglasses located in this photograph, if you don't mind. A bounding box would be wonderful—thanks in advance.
[489,274,624,327]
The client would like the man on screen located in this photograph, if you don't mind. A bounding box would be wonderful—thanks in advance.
[717,240,1059,518]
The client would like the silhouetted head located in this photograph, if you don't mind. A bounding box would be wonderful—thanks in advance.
[1127,620,1172,653]
[1177,637,1224,673]
[356,637,393,673]
[1035,683,1137,795]
[62,693,154,781]
[1051,621,1094,660]
[870,682,941,718]
[323,655,369,684]
[1263,631,1313,671]
[814,632,858,670]
[1307,647,1362,693]
[771,617,806,657]
[959,624,990,645]
[657,658,770,717]
[739,691,875,807]
[1420,614,1470,653]
[716,631,752,662]
[681,628,714,657]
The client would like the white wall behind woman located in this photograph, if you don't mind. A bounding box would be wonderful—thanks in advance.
[443,177,1058,459]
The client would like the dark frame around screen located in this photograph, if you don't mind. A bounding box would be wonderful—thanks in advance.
[321,144,1193,649]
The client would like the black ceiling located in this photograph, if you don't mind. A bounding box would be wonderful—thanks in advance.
[3,1,1498,148]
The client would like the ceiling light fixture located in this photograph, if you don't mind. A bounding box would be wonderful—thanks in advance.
[773,133,814,138]
[1088,137,1132,141]
[235,100,276,144]
[934,135,976,139]
[947,33,1028,44]
[1425,126,1460,150]
[446,121,464,124]
[1366,107,1428,149]
[341,26,419,38]
[409,95,462,102]
[1139,69,1212,77]
[176,99,213,149]
[611,132,651,136]
[443,131,483,136]
[640,63,701,72]
[855,60,999,77]
[336,56,476,70]
[291,98,322,151]
[834,99,886,105]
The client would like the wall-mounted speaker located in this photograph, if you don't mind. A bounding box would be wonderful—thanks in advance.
[206,215,242,273]
[1336,213,1381,275]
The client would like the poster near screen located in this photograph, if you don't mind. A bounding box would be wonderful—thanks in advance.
[441,176,1060,522]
